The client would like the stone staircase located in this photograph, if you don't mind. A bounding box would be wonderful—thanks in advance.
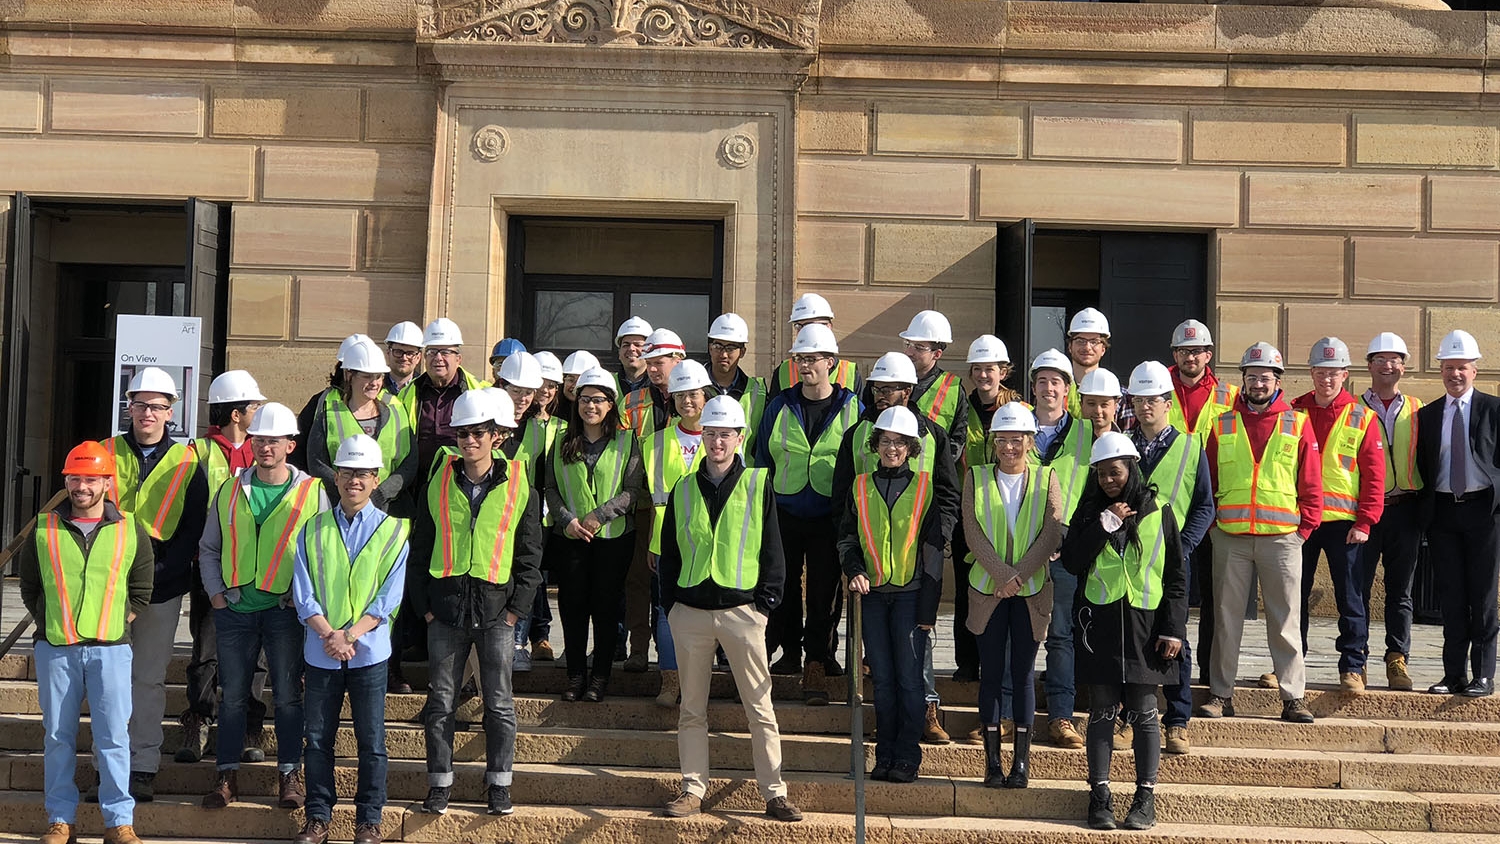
[0,650,1498,844]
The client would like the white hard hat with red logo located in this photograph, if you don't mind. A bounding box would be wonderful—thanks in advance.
[1239,342,1285,373]
[1309,337,1351,369]
[1171,319,1213,348]
[643,328,686,360]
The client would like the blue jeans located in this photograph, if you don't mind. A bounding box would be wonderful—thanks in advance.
[422,619,516,786]
[1045,559,1077,723]
[37,641,133,827]
[861,591,926,768]
[214,605,305,771]
[650,572,677,671]
[978,597,1038,728]
[305,661,387,826]
[1300,520,1370,674]
[1163,636,1192,728]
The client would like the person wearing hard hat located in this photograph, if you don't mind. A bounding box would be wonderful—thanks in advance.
[395,317,489,477]
[104,365,209,800]
[19,442,155,844]
[1358,332,1424,691]
[544,367,647,703]
[889,310,970,461]
[1416,329,1500,698]
[1064,308,1111,418]
[769,292,861,394]
[623,328,685,437]
[1197,342,1321,724]
[657,395,802,823]
[197,402,329,813]
[290,434,411,844]
[1126,361,1215,756]
[488,337,527,384]
[512,351,565,670]
[292,334,374,470]
[495,351,547,477]
[561,350,600,407]
[755,324,863,705]
[383,321,426,397]
[411,392,543,819]
[831,351,960,736]
[308,336,417,514]
[615,316,654,398]
[1289,337,1385,694]
[706,312,769,460]
[1061,432,1187,832]
[962,402,1064,790]
[839,405,946,783]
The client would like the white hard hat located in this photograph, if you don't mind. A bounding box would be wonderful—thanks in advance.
[498,351,543,390]
[384,321,424,348]
[708,313,750,344]
[967,334,1010,365]
[533,351,564,383]
[480,387,517,428]
[1309,337,1351,369]
[336,333,374,365]
[643,328,687,360]
[1171,319,1213,348]
[1029,348,1072,382]
[450,390,498,428]
[989,401,1039,434]
[898,310,953,344]
[874,405,919,439]
[789,323,839,355]
[616,316,653,344]
[1127,361,1173,397]
[788,292,835,324]
[575,367,618,397]
[1090,431,1139,465]
[1077,367,1122,398]
[700,394,747,429]
[1239,342,1285,373]
[1366,332,1410,359]
[334,434,384,470]
[868,351,918,385]
[423,317,464,347]
[127,366,180,401]
[1069,307,1111,337]
[1437,329,1482,361]
[207,370,266,404]
[245,401,298,437]
[562,350,601,376]
[668,359,712,393]
[342,337,392,374]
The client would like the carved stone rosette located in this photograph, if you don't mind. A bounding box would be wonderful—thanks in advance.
[472,125,511,161]
[719,133,756,168]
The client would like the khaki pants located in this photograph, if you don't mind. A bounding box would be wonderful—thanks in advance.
[670,603,787,801]
[1210,528,1307,700]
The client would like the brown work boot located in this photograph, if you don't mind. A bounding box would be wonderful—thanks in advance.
[922,702,950,744]
[201,769,237,809]
[175,711,208,763]
[1340,672,1366,693]
[102,826,141,844]
[1258,672,1279,690]
[764,796,804,822]
[1194,695,1234,719]
[40,822,75,844]
[655,669,680,708]
[1386,653,1414,691]
[1049,717,1084,749]
[532,639,555,661]
[278,769,306,809]
[293,818,329,844]
[663,791,702,818]
[353,823,383,844]
[802,661,829,706]
[963,725,983,745]
[1114,718,1134,749]
[1164,725,1191,755]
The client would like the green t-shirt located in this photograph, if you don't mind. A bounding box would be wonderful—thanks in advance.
[230,472,297,614]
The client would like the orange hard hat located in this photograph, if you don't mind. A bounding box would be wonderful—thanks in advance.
[62,441,115,477]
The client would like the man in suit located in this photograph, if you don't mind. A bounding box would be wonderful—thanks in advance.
[1416,329,1499,698]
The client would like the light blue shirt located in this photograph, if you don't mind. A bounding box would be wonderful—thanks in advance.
[292,502,409,671]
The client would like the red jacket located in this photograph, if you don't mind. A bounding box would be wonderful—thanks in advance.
[1290,390,1386,533]
[204,427,255,474]
[1207,391,1324,539]
[1170,365,1222,432]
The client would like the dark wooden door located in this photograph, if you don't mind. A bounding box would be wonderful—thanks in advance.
[1098,232,1208,374]
[995,219,1034,395]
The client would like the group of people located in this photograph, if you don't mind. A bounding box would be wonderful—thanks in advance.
[17,291,1497,841]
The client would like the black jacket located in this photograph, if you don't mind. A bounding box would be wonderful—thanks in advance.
[836,464,945,626]
[658,457,785,617]
[19,501,155,644]
[1416,388,1500,521]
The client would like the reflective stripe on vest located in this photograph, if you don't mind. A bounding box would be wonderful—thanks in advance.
[218,475,322,594]
[849,418,937,477]
[1316,403,1374,521]
[643,427,708,555]
[1033,419,1091,524]
[770,396,859,498]
[1168,381,1239,446]
[195,441,233,504]
[1213,410,1304,535]
[774,358,858,394]
[915,372,961,429]
[34,514,137,646]
[106,437,199,540]
[324,390,410,482]
[967,466,1050,598]
[674,468,767,591]
[1364,394,1423,493]
[306,510,408,630]
[622,387,659,436]
[1083,507,1167,610]
[854,471,931,588]
[1147,432,1200,531]
[552,430,633,539]
[427,457,529,583]
[737,377,769,464]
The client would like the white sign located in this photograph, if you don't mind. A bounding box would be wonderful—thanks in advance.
[111,314,202,443]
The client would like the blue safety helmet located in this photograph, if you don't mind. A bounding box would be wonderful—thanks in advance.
[490,337,527,361]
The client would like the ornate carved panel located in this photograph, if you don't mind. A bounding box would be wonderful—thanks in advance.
[419,0,814,49]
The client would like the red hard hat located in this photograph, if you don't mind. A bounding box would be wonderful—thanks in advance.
[62,442,115,477]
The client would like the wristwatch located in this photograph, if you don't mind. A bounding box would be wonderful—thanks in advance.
[343,629,357,645]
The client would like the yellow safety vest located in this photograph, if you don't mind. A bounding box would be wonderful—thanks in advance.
[34,513,138,646]
[853,471,932,588]
[622,387,663,437]
[427,457,530,584]
[1082,507,1168,610]
[733,375,769,465]
[394,369,486,427]
[217,474,323,594]
[322,390,411,482]
[1031,417,1091,524]
[105,436,199,541]
[304,510,409,630]
[1213,410,1305,535]
[194,440,235,503]
[769,394,859,498]
[674,468,768,591]
[1314,402,1375,522]
[848,418,937,477]
[1363,393,1423,493]
[1145,432,1200,532]
[552,431,634,539]
[773,358,859,394]
[913,371,962,431]
[967,466,1051,598]
[641,427,708,555]
[1168,380,1239,446]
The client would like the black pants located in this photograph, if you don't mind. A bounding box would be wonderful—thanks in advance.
[184,583,266,731]
[1191,534,1215,684]
[950,530,980,674]
[1359,496,1423,659]
[553,532,635,682]
[1428,492,1500,682]
[1085,682,1161,787]
[767,509,843,665]
[395,564,432,662]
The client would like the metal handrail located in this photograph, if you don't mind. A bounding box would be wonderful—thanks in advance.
[846,589,864,844]
[0,489,67,659]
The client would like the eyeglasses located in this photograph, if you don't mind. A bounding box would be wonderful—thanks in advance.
[708,341,744,355]
[129,401,172,415]
[454,426,492,441]
[1070,337,1107,349]
[336,468,379,480]
[876,436,908,450]
[1130,395,1167,406]
[250,436,289,446]
[425,348,460,359]
[901,340,936,354]
[1243,374,1278,386]
[791,354,830,366]
[505,385,537,399]
[387,346,422,359]
[702,429,739,442]
[871,383,909,397]
[1173,348,1211,358]
[576,395,612,406]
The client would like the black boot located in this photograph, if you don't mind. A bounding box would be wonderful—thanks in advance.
[561,674,586,702]
[981,724,1006,788]
[1003,727,1031,789]
[1123,786,1156,830]
[1087,782,1116,830]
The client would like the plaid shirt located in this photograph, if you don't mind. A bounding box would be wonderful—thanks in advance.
[1131,424,1175,468]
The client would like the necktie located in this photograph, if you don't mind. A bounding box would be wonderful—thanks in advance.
[1450,398,1469,494]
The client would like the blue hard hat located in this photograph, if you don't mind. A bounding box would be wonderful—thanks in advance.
[490,338,527,360]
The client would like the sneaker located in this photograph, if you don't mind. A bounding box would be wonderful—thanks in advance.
[664,791,702,818]
[623,650,649,673]
[1194,695,1234,719]
[353,823,383,844]
[1386,654,1414,691]
[1259,672,1279,689]
[1123,787,1157,830]
[532,639,555,661]
[1087,782,1116,830]
[293,817,330,844]
[1113,719,1134,750]
[513,647,533,673]
[1340,672,1365,693]
[175,711,208,763]
[279,769,306,809]
[487,784,514,816]
[922,702,950,744]
[420,785,451,815]
[765,796,803,822]
[870,761,892,781]
[1281,697,1315,724]
[887,762,919,783]
[1048,718,1084,749]
[1163,725,1190,755]
[127,771,154,803]
[242,728,266,763]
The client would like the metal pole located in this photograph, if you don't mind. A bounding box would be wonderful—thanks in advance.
[848,591,864,844]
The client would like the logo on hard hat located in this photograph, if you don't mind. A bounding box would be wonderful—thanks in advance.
[1323,347,1336,360]
[1183,327,1196,339]
[1249,348,1262,360]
